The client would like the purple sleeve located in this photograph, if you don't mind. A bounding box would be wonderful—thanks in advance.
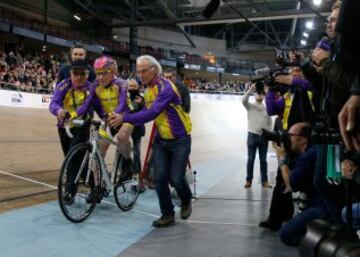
[75,83,96,117]
[49,80,68,116]
[92,97,106,118]
[265,89,285,116]
[292,77,315,91]
[123,83,174,126]
[114,86,130,114]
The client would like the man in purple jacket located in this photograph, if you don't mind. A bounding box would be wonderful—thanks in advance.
[109,55,193,228]
[49,59,99,156]
[49,59,101,204]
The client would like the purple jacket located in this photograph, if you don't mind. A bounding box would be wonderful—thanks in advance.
[265,77,314,116]
[49,79,92,116]
[123,77,192,139]
[76,78,129,119]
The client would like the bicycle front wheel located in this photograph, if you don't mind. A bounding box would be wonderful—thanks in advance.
[58,143,102,223]
[114,156,140,211]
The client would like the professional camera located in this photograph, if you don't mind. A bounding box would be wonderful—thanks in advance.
[252,68,290,94]
[262,129,292,150]
[252,49,301,94]
[300,219,360,257]
[262,124,343,146]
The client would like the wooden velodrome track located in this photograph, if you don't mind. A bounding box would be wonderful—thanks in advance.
[0,97,250,213]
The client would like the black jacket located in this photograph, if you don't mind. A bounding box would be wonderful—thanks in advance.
[301,54,353,130]
[175,79,191,113]
[130,91,146,139]
[57,64,96,83]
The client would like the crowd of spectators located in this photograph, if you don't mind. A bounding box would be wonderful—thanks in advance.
[184,78,250,94]
[0,42,250,95]
[0,42,65,94]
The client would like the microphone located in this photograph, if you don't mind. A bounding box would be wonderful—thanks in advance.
[316,36,331,51]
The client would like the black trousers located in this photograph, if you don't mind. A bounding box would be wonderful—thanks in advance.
[58,126,90,156]
[268,167,294,225]
[58,126,90,194]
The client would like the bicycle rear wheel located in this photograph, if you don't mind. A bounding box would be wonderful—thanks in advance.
[114,155,140,211]
[58,143,102,223]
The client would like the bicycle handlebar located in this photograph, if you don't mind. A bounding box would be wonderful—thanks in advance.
[64,118,115,142]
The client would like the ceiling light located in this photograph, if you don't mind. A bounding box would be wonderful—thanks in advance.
[73,14,81,21]
[301,40,307,46]
[305,21,314,30]
[313,0,322,6]
[303,32,309,38]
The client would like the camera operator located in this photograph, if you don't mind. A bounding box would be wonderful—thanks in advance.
[266,67,315,130]
[259,68,316,231]
[271,123,331,246]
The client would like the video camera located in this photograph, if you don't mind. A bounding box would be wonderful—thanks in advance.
[252,49,301,94]
[252,68,289,95]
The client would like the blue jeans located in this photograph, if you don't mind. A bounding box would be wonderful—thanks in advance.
[342,203,360,230]
[153,135,192,216]
[246,132,269,183]
[279,205,329,246]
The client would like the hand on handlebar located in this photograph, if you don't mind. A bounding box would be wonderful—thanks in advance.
[57,109,68,121]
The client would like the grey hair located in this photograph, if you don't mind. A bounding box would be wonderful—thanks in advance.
[137,55,162,76]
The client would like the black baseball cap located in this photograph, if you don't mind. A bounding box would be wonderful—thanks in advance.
[70,59,90,70]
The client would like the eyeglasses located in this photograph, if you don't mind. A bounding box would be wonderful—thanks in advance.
[164,75,174,79]
[95,70,112,77]
[136,66,154,75]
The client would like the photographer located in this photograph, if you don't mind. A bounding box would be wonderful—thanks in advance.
[242,84,272,188]
[271,123,330,246]
[259,67,316,231]
[265,67,315,130]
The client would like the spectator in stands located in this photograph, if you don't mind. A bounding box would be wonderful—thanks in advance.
[164,69,191,113]
[242,83,272,189]
[0,45,59,93]
[57,44,96,83]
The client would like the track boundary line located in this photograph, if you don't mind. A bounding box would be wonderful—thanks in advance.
[0,169,57,189]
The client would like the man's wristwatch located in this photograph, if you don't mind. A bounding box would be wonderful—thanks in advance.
[279,158,288,167]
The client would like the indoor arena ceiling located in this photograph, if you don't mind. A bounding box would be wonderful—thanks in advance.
[0,0,334,51]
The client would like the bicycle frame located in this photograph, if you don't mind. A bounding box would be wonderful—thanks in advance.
[73,125,123,192]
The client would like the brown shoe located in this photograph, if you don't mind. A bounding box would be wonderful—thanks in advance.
[180,202,192,220]
[262,182,272,188]
[152,215,175,228]
[244,181,252,188]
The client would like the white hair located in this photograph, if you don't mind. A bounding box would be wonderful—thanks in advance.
[137,55,162,76]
